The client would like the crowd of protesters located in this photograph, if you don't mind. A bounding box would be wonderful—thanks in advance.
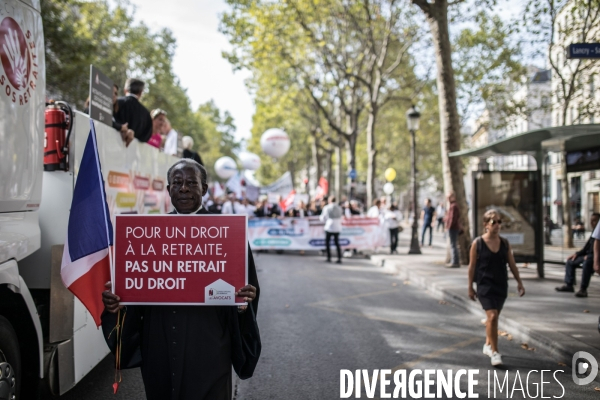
[104,78,461,257]
[203,191,454,254]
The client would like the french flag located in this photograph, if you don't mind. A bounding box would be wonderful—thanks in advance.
[61,120,113,327]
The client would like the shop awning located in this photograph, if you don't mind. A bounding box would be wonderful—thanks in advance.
[450,124,600,158]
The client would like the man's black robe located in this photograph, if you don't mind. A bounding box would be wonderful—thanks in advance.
[101,208,261,399]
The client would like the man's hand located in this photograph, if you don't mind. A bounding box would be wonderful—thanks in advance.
[517,282,525,297]
[125,129,134,146]
[102,281,123,313]
[236,285,257,303]
[236,284,256,313]
[120,122,129,135]
[567,253,577,261]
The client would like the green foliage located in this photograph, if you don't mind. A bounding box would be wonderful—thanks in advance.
[453,11,526,127]
[193,101,240,181]
[42,0,240,176]
[221,0,441,196]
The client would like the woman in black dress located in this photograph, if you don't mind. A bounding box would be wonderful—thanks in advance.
[468,209,525,366]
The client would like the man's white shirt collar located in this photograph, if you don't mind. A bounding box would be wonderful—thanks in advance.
[174,205,203,214]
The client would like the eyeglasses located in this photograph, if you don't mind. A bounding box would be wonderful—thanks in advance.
[489,219,502,225]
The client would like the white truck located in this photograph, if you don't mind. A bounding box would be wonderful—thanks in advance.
[0,1,175,397]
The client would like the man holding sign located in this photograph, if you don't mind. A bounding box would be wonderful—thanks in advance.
[101,159,260,400]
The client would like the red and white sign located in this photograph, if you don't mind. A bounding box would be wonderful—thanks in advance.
[114,214,248,305]
[0,16,39,105]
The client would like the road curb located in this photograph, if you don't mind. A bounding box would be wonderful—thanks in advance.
[370,254,600,374]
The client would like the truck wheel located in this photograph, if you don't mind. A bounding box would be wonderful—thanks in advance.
[0,316,20,400]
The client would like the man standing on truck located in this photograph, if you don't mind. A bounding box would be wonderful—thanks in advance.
[101,159,260,400]
[114,78,153,143]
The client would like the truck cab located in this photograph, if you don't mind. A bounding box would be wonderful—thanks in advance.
[0,1,175,397]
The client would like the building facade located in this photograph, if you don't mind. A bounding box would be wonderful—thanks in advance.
[549,0,600,229]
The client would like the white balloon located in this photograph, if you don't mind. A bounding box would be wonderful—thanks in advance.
[260,128,290,159]
[383,182,395,195]
[239,152,261,171]
[214,156,238,179]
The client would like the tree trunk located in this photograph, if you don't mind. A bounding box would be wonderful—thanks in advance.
[425,1,471,264]
[335,146,343,200]
[287,161,296,190]
[311,137,321,187]
[345,135,357,199]
[366,109,378,206]
[324,150,333,196]
[560,148,574,248]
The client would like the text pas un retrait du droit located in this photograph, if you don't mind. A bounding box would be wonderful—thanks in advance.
[123,225,231,290]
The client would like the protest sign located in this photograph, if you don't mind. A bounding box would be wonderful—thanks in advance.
[114,214,247,305]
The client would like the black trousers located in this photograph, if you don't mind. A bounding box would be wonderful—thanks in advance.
[325,231,341,261]
[389,228,399,252]
[565,255,594,289]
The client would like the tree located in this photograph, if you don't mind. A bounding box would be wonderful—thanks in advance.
[453,11,526,129]
[409,0,473,264]
[222,0,426,203]
[408,0,526,263]
[525,0,600,248]
[42,0,240,177]
[285,0,421,204]
[191,100,240,181]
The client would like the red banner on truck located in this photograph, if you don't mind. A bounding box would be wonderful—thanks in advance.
[113,214,247,305]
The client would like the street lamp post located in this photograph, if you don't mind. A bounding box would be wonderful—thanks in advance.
[407,105,421,255]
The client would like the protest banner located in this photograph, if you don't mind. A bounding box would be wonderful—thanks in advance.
[260,171,294,196]
[248,216,387,250]
[114,214,247,305]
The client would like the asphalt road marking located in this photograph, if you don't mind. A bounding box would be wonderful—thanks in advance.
[306,288,400,307]
[391,337,482,371]
[310,305,471,338]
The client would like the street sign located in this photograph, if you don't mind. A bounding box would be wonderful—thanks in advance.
[566,43,600,59]
[348,169,357,180]
[89,65,114,126]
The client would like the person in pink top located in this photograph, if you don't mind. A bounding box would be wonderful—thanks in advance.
[148,108,167,148]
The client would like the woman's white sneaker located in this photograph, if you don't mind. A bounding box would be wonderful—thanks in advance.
[491,352,503,366]
[483,344,493,357]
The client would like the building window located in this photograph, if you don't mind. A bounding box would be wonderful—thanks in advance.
[542,96,549,107]
[590,75,595,94]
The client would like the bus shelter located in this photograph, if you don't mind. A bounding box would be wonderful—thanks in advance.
[450,124,600,278]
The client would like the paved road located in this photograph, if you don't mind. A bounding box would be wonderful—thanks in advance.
[61,252,597,399]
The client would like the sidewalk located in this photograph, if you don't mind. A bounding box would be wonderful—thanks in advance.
[370,229,600,366]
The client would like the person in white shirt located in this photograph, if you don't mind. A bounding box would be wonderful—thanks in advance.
[162,118,178,155]
[239,198,257,217]
[367,199,382,218]
[221,193,244,214]
[320,196,344,263]
[384,205,402,254]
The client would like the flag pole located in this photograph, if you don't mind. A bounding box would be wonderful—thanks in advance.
[90,120,115,289]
